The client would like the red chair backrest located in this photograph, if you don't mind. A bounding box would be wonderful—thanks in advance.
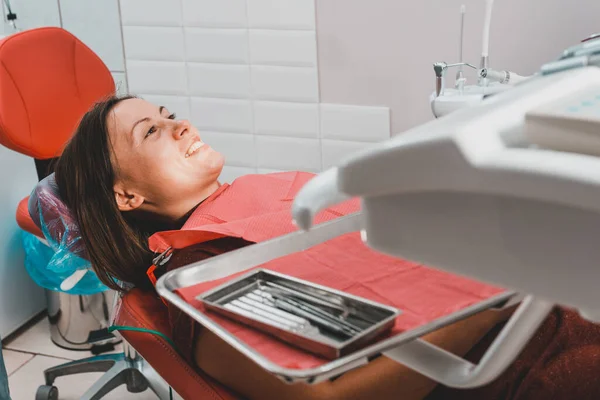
[0,27,115,159]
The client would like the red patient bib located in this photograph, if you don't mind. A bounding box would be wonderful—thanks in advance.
[149,172,504,369]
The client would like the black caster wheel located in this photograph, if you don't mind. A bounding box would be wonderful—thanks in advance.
[35,385,59,400]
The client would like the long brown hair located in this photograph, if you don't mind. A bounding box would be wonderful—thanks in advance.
[54,95,156,291]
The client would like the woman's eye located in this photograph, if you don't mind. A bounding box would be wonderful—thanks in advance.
[168,113,176,120]
[145,126,157,138]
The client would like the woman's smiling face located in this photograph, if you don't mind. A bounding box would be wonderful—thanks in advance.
[107,98,224,220]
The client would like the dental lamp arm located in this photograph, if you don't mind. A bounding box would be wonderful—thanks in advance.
[292,167,351,230]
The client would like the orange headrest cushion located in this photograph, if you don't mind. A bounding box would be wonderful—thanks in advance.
[0,27,115,159]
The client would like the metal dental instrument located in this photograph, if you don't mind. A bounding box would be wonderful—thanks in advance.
[225,303,318,335]
[260,280,380,326]
[256,288,364,333]
[255,285,345,320]
[286,299,363,334]
[224,303,292,332]
[230,299,305,329]
[270,280,348,308]
[256,288,362,337]
[270,281,386,326]
[261,280,350,315]
[434,62,478,97]
[238,295,310,326]
[271,297,356,339]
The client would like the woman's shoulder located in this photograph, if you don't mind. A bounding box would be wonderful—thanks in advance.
[166,238,252,273]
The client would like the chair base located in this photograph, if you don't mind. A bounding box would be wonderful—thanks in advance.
[37,345,173,400]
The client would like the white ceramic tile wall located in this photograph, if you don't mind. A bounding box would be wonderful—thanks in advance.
[247,0,316,30]
[251,66,319,102]
[254,101,318,138]
[120,0,183,27]
[188,63,251,98]
[182,0,247,28]
[59,0,125,71]
[249,30,317,67]
[127,61,187,95]
[190,97,253,133]
[123,26,185,62]
[256,136,321,171]
[119,0,390,182]
[320,104,391,142]
[321,139,368,170]
[184,28,249,63]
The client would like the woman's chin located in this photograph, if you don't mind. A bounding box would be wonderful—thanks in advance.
[207,159,225,181]
[188,151,222,171]
[210,153,226,171]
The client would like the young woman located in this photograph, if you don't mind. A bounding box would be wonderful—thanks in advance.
[53,95,559,399]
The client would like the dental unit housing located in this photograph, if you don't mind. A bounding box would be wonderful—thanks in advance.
[291,34,600,388]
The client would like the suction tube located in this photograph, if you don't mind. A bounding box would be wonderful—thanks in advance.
[481,0,494,61]
[478,0,495,86]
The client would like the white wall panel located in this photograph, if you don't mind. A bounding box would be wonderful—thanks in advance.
[120,0,390,174]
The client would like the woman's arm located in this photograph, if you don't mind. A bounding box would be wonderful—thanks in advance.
[194,306,515,400]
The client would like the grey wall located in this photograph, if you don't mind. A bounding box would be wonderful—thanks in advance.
[316,0,600,133]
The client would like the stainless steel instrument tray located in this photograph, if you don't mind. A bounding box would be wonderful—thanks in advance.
[156,214,517,384]
[197,269,401,359]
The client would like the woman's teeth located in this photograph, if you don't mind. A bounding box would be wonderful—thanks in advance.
[185,141,204,158]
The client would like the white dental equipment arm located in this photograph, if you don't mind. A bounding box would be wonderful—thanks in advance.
[292,62,600,387]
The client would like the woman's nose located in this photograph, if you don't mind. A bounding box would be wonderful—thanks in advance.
[172,119,190,140]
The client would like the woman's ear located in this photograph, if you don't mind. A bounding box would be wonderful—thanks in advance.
[114,183,144,212]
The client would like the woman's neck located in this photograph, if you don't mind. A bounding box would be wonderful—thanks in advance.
[124,181,223,236]
[138,181,222,231]
[172,180,222,228]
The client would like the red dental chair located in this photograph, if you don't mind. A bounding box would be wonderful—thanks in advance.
[0,27,236,400]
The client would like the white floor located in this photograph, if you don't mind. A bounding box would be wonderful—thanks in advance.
[2,317,173,400]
